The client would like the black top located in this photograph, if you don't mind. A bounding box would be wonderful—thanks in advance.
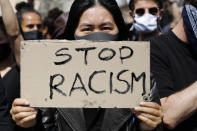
[83,108,105,131]
[2,66,20,109]
[2,66,29,131]
[0,76,14,131]
[151,30,197,131]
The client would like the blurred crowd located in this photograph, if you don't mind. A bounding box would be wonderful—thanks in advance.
[0,0,197,131]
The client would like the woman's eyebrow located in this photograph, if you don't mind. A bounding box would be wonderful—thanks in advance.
[99,22,113,27]
[79,23,93,28]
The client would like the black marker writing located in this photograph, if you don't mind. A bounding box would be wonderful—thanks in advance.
[54,48,72,65]
[49,74,66,99]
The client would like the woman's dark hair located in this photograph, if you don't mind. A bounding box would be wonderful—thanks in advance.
[59,0,129,40]
[129,0,163,11]
[15,2,40,24]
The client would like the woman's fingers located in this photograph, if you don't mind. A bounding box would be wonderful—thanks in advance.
[134,102,163,117]
[11,106,36,115]
[11,106,37,122]
[134,106,161,117]
[133,102,163,130]
[12,98,30,106]
[14,111,37,120]
[137,112,160,121]
[136,114,158,129]
[16,114,37,128]
[139,102,161,110]
[10,98,37,128]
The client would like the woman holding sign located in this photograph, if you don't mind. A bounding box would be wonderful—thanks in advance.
[10,0,163,130]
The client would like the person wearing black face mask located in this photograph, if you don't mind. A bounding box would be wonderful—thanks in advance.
[16,2,43,40]
[22,30,43,40]
[0,0,44,67]
[0,1,43,131]
[10,0,163,131]
[151,0,197,130]
[74,32,119,41]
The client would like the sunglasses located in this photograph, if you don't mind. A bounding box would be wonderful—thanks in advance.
[135,7,159,16]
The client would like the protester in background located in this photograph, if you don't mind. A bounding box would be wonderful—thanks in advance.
[42,7,63,39]
[151,0,197,130]
[0,0,43,131]
[10,0,163,131]
[0,1,43,67]
[167,0,183,29]
[16,2,43,40]
[129,0,163,41]
[159,0,184,34]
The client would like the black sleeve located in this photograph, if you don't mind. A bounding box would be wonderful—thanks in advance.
[150,38,175,98]
[149,73,161,105]
[29,108,57,131]
[0,77,14,131]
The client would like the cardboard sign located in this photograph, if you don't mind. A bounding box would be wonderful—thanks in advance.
[21,40,150,108]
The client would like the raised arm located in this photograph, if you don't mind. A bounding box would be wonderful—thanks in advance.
[0,0,23,67]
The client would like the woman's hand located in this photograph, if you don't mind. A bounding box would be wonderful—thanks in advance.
[10,98,37,128]
[133,102,163,131]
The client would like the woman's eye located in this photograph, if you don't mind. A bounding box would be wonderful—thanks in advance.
[102,27,112,31]
[82,28,91,32]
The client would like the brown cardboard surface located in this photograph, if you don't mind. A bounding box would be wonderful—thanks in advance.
[21,40,150,108]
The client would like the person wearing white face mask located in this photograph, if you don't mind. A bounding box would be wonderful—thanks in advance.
[129,0,163,41]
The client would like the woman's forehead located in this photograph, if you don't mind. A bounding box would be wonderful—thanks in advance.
[79,5,115,25]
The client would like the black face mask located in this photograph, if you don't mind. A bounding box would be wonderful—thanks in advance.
[74,32,119,41]
[23,30,43,40]
[0,44,11,61]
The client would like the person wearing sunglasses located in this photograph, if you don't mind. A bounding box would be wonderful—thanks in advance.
[129,0,163,41]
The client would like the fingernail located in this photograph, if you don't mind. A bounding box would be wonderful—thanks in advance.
[25,101,30,105]
[134,107,139,110]
[32,114,36,118]
[31,108,36,112]
[140,102,145,105]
